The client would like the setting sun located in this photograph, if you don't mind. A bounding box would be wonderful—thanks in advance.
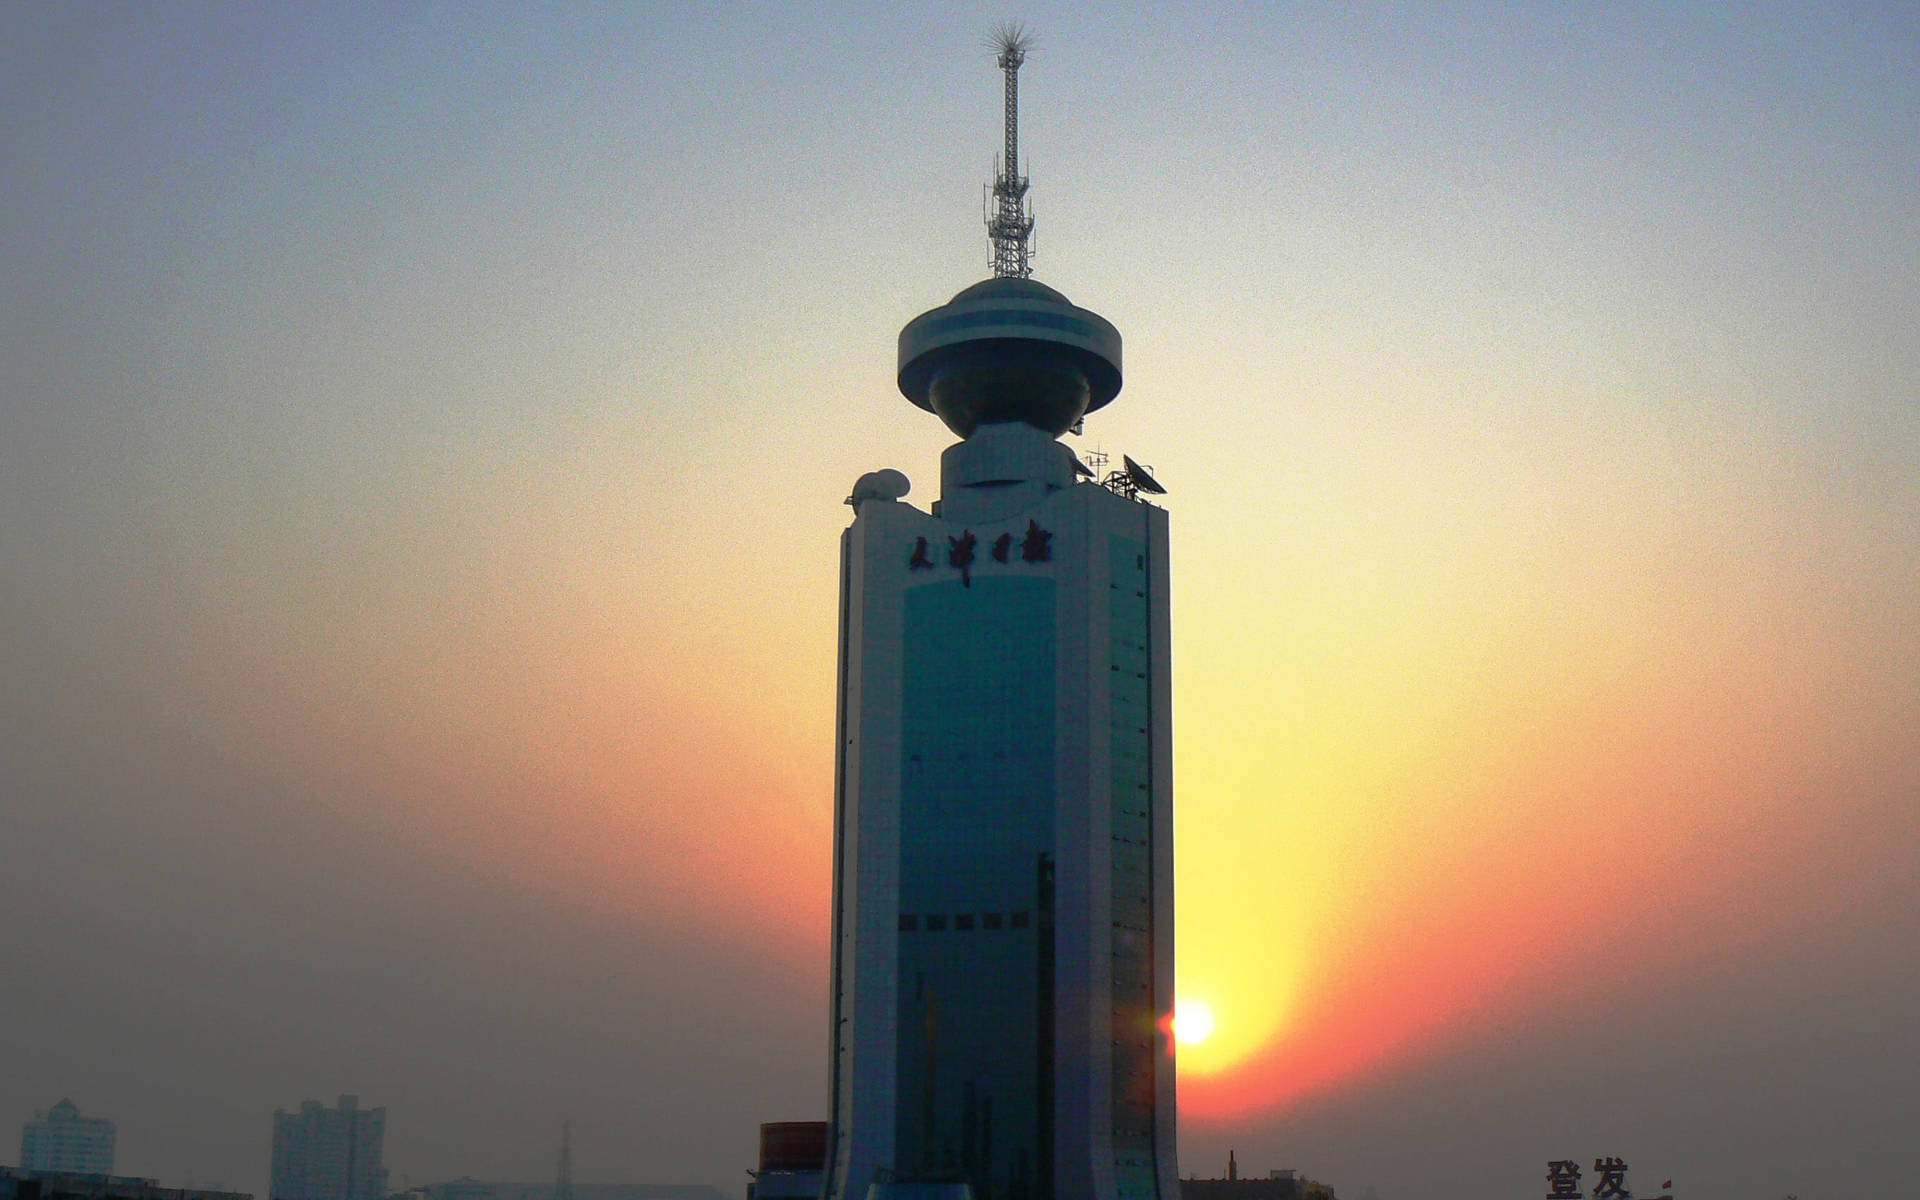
[1174,1000,1216,1045]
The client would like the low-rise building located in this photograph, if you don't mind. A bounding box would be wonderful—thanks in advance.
[416,1179,727,1200]
[1181,1152,1336,1200]
[0,1166,249,1200]
[747,1123,826,1200]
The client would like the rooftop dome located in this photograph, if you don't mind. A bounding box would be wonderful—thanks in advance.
[897,276,1122,439]
[946,277,1070,305]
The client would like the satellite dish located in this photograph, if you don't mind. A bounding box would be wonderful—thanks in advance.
[847,468,912,505]
[1122,455,1166,495]
[1069,453,1095,478]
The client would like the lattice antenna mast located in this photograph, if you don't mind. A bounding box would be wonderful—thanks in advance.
[552,1122,573,1200]
[986,24,1035,279]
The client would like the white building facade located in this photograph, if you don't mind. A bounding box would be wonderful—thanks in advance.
[823,276,1177,1200]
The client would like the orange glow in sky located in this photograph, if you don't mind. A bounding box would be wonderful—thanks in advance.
[2,9,1914,1200]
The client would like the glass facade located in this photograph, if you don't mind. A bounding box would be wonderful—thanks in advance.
[896,574,1057,1200]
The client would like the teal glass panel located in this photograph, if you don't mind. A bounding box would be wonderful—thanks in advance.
[896,574,1056,1200]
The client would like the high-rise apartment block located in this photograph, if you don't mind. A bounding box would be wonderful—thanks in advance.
[269,1096,386,1200]
[19,1100,115,1176]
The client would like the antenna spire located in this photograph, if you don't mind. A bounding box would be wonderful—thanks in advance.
[986,23,1035,279]
[552,1122,572,1200]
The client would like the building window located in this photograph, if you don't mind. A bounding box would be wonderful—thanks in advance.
[927,914,947,932]
[1010,910,1030,928]
[899,914,918,932]
[955,914,975,931]
[983,912,1003,930]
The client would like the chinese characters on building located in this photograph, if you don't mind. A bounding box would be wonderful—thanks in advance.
[1547,1159,1641,1200]
[909,521,1051,584]
[1591,1158,1631,1200]
[1545,1162,1582,1200]
[947,531,977,586]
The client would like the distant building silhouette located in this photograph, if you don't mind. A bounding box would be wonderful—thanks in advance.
[19,1100,114,1177]
[1181,1152,1336,1200]
[1,1166,248,1200]
[417,1179,726,1200]
[269,1096,386,1200]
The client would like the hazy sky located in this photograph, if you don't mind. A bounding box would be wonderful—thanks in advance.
[3,4,1915,1200]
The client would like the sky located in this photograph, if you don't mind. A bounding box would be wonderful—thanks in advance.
[2,4,1915,1200]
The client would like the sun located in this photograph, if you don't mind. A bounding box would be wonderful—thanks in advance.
[1173,999,1216,1045]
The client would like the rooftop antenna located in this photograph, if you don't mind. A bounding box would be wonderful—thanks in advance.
[1123,454,1167,495]
[1098,454,1167,501]
[986,22,1035,279]
[551,1122,573,1200]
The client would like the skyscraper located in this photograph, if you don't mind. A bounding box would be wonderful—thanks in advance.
[269,1095,387,1200]
[19,1099,115,1176]
[823,29,1177,1200]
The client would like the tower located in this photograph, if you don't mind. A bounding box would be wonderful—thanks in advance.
[824,30,1177,1200]
[552,1123,573,1200]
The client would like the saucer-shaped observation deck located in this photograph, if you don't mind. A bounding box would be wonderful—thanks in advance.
[897,276,1123,439]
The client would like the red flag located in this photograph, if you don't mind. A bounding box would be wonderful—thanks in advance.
[1662,1183,1672,1191]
